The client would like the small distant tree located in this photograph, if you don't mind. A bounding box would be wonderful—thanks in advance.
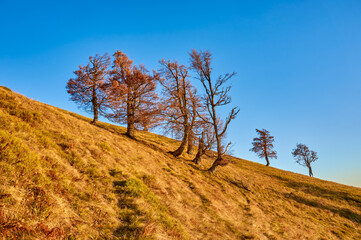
[107,50,159,139]
[250,129,277,166]
[190,49,239,172]
[292,143,318,177]
[158,59,195,157]
[66,53,111,124]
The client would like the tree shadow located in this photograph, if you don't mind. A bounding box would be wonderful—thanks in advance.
[93,123,174,158]
[268,174,361,209]
[93,122,126,135]
[228,178,252,192]
[284,192,361,224]
[187,162,201,170]
[135,138,166,153]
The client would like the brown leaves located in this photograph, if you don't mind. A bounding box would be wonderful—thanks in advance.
[106,51,159,136]
[66,53,111,123]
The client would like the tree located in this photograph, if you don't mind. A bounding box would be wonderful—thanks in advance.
[66,53,111,124]
[190,50,239,172]
[250,129,277,166]
[107,50,159,139]
[291,143,318,177]
[158,59,195,157]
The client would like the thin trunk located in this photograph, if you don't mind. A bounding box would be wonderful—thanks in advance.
[187,100,197,154]
[187,131,194,154]
[209,155,221,173]
[91,86,98,124]
[208,131,222,172]
[172,87,189,157]
[127,91,135,139]
[208,134,222,172]
[171,123,189,157]
[92,103,98,124]
[193,133,204,164]
[308,165,313,177]
[207,75,223,172]
[265,154,270,166]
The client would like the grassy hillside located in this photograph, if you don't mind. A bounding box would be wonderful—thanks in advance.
[0,86,360,240]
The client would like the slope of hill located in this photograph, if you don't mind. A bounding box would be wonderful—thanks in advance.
[0,86,360,240]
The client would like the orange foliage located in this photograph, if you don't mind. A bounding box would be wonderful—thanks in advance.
[107,50,159,138]
[66,54,111,124]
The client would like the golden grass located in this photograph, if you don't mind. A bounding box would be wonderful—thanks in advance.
[0,86,360,239]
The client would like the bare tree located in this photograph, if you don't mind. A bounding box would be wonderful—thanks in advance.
[190,50,239,172]
[250,129,277,166]
[158,59,196,157]
[292,143,318,177]
[67,53,111,124]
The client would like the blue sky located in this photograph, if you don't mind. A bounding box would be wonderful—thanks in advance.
[1,0,360,187]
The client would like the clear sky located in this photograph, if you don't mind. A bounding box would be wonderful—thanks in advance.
[1,0,360,187]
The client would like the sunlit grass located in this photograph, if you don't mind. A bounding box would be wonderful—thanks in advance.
[0,86,360,239]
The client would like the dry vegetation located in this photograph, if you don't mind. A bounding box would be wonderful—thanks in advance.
[0,86,360,239]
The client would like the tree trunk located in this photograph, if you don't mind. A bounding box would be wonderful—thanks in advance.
[171,124,189,157]
[308,166,313,177]
[126,92,135,139]
[208,156,221,173]
[187,131,194,154]
[91,87,98,124]
[193,150,202,165]
[265,155,270,166]
[208,133,222,172]
[92,105,98,124]
[193,133,204,164]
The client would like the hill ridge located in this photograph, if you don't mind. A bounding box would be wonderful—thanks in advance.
[0,86,360,239]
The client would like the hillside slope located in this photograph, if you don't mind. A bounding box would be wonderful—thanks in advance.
[0,86,360,240]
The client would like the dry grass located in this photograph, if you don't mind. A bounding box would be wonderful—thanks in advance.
[0,86,360,239]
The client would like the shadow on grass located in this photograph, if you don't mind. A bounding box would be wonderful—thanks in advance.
[136,138,173,156]
[186,163,206,172]
[285,192,361,224]
[95,122,126,136]
[269,174,361,209]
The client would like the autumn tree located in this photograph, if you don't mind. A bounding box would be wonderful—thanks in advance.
[292,143,318,177]
[158,59,196,157]
[66,53,111,124]
[190,50,239,172]
[135,100,161,132]
[250,129,277,166]
[107,50,159,139]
